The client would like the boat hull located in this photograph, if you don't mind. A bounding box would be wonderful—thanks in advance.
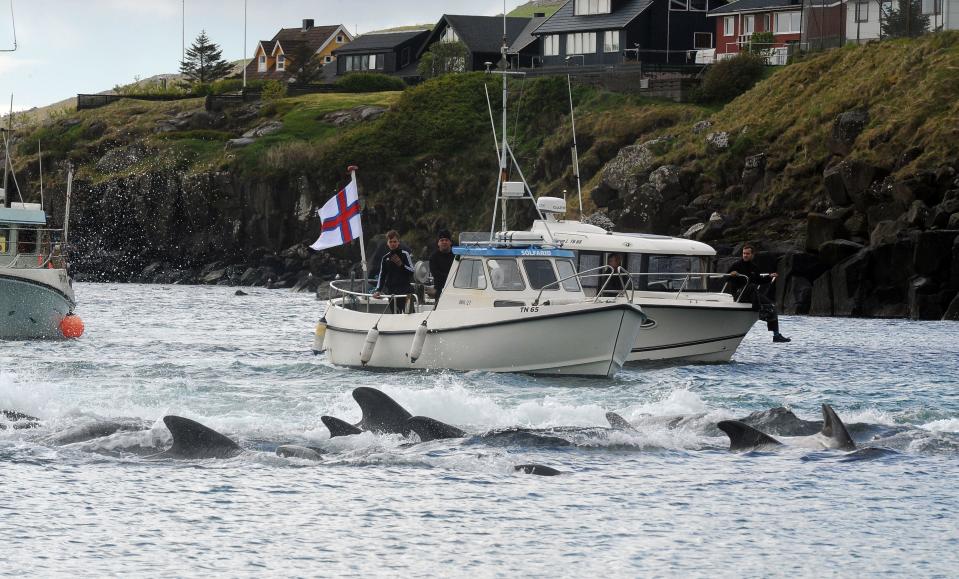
[628,296,759,362]
[0,270,75,339]
[324,302,645,377]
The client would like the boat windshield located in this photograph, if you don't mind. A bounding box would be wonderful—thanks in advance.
[643,254,707,291]
[488,259,525,291]
[523,259,559,291]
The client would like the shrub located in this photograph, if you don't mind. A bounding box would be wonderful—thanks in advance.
[697,53,766,104]
[261,80,288,102]
[747,32,775,55]
[335,73,406,93]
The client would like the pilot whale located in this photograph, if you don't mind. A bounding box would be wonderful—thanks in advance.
[322,386,413,437]
[717,404,857,451]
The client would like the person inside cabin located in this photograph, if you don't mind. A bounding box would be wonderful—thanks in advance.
[727,242,791,343]
[428,229,454,302]
[372,230,415,313]
[599,253,629,297]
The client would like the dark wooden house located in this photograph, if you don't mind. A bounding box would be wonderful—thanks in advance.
[532,0,723,65]
[332,29,431,79]
[418,15,532,71]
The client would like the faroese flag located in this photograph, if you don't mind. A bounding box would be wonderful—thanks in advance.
[310,176,362,251]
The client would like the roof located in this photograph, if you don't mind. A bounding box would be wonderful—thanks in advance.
[533,0,654,34]
[256,40,276,55]
[508,16,549,53]
[427,15,531,54]
[333,30,431,54]
[708,0,804,15]
[0,207,47,226]
[453,246,576,258]
[272,24,342,51]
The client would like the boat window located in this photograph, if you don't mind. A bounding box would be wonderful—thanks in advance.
[453,258,487,289]
[555,259,581,292]
[16,228,37,255]
[487,259,525,291]
[646,254,706,291]
[0,229,8,254]
[577,251,602,288]
[523,259,558,290]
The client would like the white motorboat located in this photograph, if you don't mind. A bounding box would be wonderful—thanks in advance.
[319,243,646,377]
[527,198,759,363]
[0,202,77,339]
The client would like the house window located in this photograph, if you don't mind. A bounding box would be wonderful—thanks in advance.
[774,11,801,33]
[724,16,735,36]
[324,55,332,63]
[670,0,687,10]
[574,0,611,15]
[544,34,561,56]
[855,1,869,21]
[743,15,755,35]
[921,0,941,14]
[258,55,266,72]
[401,46,411,68]
[763,14,771,31]
[603,30,619,52]
[689,0,708,10]
[276,54,286,71]
[567,32,596,54]
[694,32,713,49]
[441,26,460,43]
[336,35,344,43]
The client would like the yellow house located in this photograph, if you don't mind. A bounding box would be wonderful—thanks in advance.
[246,20,353,81]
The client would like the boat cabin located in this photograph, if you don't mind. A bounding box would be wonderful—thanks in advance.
[0,204,59,268]
[437,245,588,309]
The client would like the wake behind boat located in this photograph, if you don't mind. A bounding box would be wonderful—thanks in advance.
[319,243,646,377]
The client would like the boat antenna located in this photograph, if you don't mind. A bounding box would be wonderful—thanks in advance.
[567,74,583,218]
[37,137,42,210]
[1,0,16,52]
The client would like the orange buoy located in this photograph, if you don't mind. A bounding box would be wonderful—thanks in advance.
[60,314,85,339]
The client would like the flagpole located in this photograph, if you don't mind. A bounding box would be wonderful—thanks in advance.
[348,165,368,283]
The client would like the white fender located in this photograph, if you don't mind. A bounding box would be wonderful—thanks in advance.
[313,317,327,354]
[360,325,380,365]
[409,321,428,363]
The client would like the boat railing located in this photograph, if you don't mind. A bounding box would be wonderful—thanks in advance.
[0,228,68,270]
[329,278,424,313]
[532,265,636,305]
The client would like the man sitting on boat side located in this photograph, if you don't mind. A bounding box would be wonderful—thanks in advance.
[429,229,455,302]
[727,243,791,343]
[373,230,415,313]
[599,254,629,297]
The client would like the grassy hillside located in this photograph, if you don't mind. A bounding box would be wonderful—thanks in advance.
[508,1,564,17]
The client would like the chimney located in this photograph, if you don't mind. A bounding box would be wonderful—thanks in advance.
[534,12,546,17]
[302,19,314,31]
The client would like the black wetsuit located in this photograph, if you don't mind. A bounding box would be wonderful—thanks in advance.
[599,269,628,296]
[727,258,780,333]
[375,249,415,313]
[429,250,455,301]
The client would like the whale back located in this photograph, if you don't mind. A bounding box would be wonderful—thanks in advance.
[161,416,242,459]
[717,420,783,451]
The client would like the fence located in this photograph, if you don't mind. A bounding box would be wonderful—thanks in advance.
[76,93,197,111]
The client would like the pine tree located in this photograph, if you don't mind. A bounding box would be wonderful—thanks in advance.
[286,43,324,84]
[881,0,931,38]
[179,30,233,84]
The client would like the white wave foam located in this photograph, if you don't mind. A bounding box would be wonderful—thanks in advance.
[921,418,959,433]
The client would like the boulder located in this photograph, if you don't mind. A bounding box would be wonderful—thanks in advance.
[870,234,917,286]
[943,293,959,321]
[200,268,227,284]
[818,239,864,267]
[953,236,959,289]
[692,120,713,134]
[705,131,729,152]
[827,108,869,156]
[806,212,844,252]
[903,200,929,229]
[601,138,667,192]
[225,137,256,149]
[913,229,959,278]
[869,220,901,247]
[741,153,766,192]
[618,183,665,232]
[809,271,834,316]
[582,212,616,231]
[682,222,706,239]
[648,165,683,198]
[590,182,619,207]
[823,163,850,206]
[838,159,880,208]
[949,213,959,229]
[242,120,283,138]
[781,275,813,315]
[696,212,725,242]
[861,284,908,318]
[830,248,870,316]
[908,277,942,320]
[844,212,869,238]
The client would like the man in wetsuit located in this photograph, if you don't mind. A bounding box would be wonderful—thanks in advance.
[599,254,628,297]
[728,242,790,343]
[373,230,415,313]
[429,229,454,302]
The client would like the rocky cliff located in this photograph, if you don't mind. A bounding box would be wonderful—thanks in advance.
[4,33,958,319]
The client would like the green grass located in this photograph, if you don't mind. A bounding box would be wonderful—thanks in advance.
[508,2,564,17]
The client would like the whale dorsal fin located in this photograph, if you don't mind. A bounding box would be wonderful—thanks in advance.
[605,411,636,431]
[352,387,413,435]
[162,416,241,459]
[321,415,363,437]
[407,416,466,441]
[717,420,783,451]
[820,404,856,450]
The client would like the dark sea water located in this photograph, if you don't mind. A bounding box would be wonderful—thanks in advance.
[2,283,958,576]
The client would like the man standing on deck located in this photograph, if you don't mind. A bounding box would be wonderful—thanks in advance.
[728,243,791,343]
[429,229,454,302]
[373,230,415,313]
